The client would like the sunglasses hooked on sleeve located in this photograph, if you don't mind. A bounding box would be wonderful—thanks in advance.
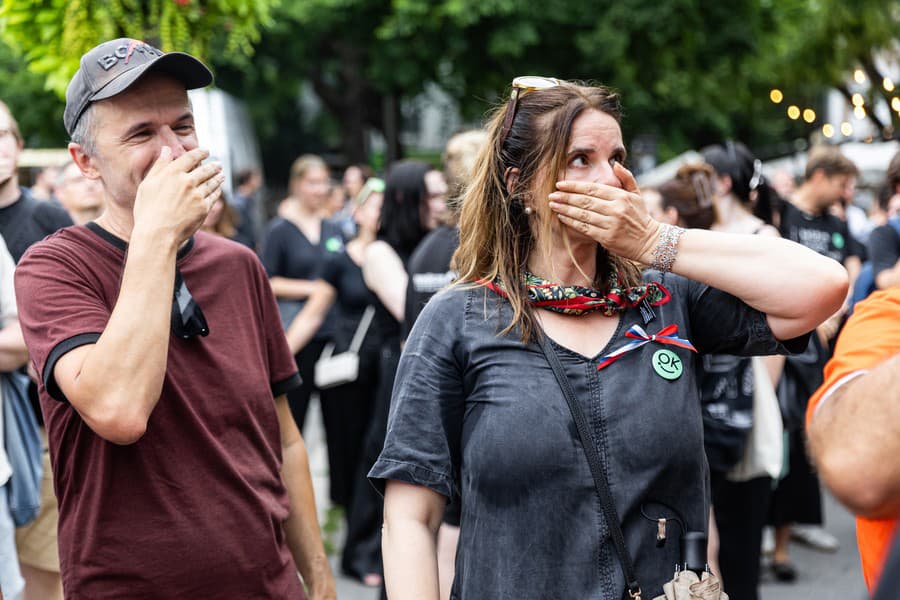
[171,268,209,340]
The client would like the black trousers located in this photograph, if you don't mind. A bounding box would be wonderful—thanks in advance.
[341,342,400,579]
[319,350,380,508]
[286,340,327,434]
[769,428,823,527]
[711,472,773,600]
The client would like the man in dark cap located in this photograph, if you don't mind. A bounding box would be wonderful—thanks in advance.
[13,39,335,599]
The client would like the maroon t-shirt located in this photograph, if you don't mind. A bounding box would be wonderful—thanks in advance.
[14,224,306,599]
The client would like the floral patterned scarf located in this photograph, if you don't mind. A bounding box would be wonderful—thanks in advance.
[485,270,671,316]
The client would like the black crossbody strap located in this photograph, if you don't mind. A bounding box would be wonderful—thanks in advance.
[538,335,642,599]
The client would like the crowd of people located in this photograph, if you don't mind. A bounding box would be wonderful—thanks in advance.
[0,39,898,600]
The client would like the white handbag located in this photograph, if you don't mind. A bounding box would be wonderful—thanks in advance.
[726,357,784,482]
[314,306,375,389]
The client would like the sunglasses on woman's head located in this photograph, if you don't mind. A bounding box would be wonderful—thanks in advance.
[499,76,563,146]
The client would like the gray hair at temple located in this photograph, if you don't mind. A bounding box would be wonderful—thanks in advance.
[70,104,98,157]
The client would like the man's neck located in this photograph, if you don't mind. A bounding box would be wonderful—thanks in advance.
[0,177,21,208]
[94,207,192,251]
[70,208,103,227]
[791,184,823,216]
[94,209,135,242]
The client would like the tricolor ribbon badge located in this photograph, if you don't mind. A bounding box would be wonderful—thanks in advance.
[597,324,697,371]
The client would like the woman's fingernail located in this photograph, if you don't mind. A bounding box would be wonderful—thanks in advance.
[549,192,562,200]
[549,201,559,209]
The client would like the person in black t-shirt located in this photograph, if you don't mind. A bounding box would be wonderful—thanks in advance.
[0,102,73,264]
[780,148,862,271]
[283,178,387,521]
[403,131,486,343]
[260,154,342,434]
[231,168,262,249]
[868,152,900,291]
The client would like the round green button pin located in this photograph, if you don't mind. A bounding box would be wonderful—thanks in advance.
[652,349,683,380]
[832,232,845,250]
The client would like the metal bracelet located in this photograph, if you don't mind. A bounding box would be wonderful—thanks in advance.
[650,224,685,273]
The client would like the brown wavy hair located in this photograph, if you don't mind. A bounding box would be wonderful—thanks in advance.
[659,163,718,230]
[453,80,641,342]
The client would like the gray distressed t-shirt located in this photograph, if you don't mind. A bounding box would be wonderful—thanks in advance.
[370,271,807,599]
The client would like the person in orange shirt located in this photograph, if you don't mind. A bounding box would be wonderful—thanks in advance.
[807,288,900,592]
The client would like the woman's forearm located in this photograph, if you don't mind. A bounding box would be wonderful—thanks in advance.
[666,229,848,339]
[270,276,317,300]
[285,282,335,355]
[0,321,28,372]
[383,516,441,600]
[382,481,446,600]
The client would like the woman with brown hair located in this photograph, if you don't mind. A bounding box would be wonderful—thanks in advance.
[369,78,848,599]
[658,163,718,230]
[260,155,342,432]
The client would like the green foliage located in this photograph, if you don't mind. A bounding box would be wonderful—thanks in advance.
[389,0,814,160]
[0,40,66,147]
[2,0,896,166]
[758,0,900,135]
[0,0,277,97]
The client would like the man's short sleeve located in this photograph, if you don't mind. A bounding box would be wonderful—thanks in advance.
[369,289,466,501]
[807,289,900,425]
[14,242,109,402]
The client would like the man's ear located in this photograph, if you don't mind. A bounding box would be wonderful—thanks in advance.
[68,142,101,181]
[504,167,520,196]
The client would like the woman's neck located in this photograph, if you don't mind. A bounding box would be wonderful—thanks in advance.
[527,238,598,287]
[281,196,318,220]
[714,193,759,233]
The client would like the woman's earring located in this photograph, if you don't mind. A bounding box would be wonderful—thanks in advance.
[524,206,533,215]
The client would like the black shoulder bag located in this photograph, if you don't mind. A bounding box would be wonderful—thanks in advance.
[537,334,643,599]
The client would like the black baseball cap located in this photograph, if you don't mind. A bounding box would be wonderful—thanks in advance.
[64,38,213,136]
